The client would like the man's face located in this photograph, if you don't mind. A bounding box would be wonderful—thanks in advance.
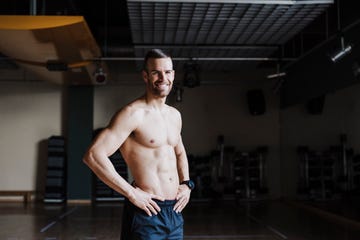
[143,57,175,98]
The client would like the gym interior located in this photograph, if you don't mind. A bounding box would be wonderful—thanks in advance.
[1,0,360,239]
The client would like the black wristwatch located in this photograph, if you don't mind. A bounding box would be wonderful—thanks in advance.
[180,180,195,190]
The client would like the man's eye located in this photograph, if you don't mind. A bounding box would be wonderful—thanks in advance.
[150,70,173,76]
[151,71,159,76]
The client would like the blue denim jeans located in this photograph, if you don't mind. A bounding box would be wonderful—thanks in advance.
[121,199,184,240]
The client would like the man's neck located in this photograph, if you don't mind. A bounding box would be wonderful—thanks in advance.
[144,94,167,109]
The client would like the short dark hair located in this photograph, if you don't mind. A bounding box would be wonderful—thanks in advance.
[143,49,172,71]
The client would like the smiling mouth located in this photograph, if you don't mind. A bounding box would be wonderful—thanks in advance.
[155,82,169,90]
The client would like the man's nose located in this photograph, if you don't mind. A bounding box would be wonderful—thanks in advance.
[158,71,166,79]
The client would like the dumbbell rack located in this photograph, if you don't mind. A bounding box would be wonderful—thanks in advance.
[298,149,337,200]
[350,155,360,192]
[233,149,267,200]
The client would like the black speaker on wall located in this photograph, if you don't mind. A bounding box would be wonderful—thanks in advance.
[247,89,266,115]
[306,95,325,114]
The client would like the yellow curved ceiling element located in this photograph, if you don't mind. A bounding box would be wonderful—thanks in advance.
[0,15,104,85]
[0,15,84,30]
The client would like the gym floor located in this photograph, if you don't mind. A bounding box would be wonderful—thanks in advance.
[1,198,360,240]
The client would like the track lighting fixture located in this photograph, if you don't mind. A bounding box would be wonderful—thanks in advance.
[94,65,107,84]
[329,0,352,63]
[267,59,286,80]
[330,36,352,62]
[268,62,286,94]
[267,72,286,79]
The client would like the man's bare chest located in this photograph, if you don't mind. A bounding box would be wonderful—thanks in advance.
[133,113,180,148]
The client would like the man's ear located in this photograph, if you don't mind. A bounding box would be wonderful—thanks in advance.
[142,70,148,83]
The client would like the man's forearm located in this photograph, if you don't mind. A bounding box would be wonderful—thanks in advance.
[83,151,134,199]
[177,152,190,182]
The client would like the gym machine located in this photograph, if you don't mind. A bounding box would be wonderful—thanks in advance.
[233,146,268,201]
[297,146,337,200]
[188,135,268,201]
[297,134,355,200]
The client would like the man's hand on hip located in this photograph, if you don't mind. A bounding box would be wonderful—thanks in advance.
[173,184,191,213]
[129,187,165,216]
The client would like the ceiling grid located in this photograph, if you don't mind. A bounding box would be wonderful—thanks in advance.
[187,3,208,44]
[244,5,278,44]
[196,3,217,44]
[127,0,332,71]
[269,5,316,43]
[226,5,253,43]
[221,5,250,44]
[213,4,237,44]
[271,5,307,44]
[258,5,295,44]
[177,3,192,44]
[163,4,171,43]
[204,4,225,44]
[235,5,267,44]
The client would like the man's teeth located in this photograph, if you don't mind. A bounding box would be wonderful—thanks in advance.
[156,83,168,87]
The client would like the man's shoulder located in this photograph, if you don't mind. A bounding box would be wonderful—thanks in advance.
[166,105,181,118]
[124,98,145,111]
[113,98,147,120]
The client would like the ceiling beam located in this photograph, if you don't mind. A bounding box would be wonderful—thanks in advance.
[133,44,279,50]
[127,0,333,5]
[96,57,296,61]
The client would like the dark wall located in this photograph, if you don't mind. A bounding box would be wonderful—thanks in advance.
[281,20,360,108]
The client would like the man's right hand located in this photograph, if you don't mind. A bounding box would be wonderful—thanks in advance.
[129,187,165,216]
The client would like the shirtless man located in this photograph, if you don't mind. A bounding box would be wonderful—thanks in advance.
[83,49,194,239]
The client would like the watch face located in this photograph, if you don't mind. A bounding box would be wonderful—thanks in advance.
[181,180,195,190]
[188,180,195,190]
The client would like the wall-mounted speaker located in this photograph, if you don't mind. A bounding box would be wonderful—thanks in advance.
[247,89,266,115]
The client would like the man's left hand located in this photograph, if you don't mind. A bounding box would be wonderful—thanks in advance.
[173,184,191,213]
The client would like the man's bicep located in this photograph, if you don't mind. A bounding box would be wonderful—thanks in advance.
[175,136,186,157]
[104,107,139,153]
[90,129,123,157]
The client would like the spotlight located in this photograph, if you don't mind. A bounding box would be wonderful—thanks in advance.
[267,63,286,94]
[267,62,286,79]
[94,66,107,84]
[330,36,352,63]
[330,45,352,62]
[267,72,286,79]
